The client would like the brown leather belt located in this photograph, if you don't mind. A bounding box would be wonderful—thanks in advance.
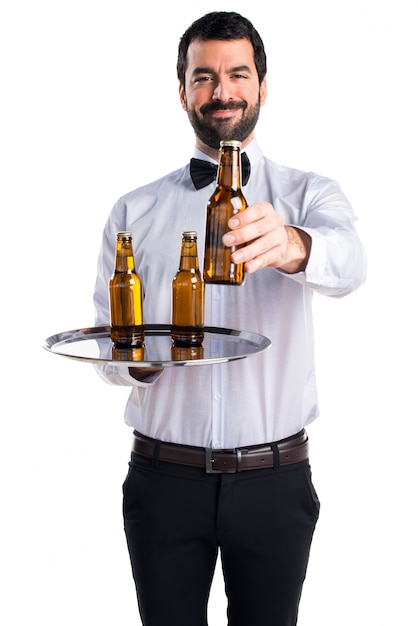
[132,431,309,473]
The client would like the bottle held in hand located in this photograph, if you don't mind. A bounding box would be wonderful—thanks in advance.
[203,140,248,285]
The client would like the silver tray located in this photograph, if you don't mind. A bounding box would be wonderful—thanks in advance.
[43,324,271,367]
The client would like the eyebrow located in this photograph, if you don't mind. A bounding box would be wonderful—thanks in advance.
[191,64,253,76]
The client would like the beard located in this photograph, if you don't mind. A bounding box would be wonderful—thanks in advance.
[186,97,261,150]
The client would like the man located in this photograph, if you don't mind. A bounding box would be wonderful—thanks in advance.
[93,11,366,626]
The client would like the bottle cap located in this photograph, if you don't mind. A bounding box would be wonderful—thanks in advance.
[220,140,242,148]
[116,231,132,239]
[182,231,197,238]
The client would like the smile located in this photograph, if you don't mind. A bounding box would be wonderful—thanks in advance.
[209,109,240,119]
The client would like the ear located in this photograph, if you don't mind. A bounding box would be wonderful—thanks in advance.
[259,76,267,106]
[179,83,187,111]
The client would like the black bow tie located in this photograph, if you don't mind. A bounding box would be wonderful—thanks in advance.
[190,152,251,190]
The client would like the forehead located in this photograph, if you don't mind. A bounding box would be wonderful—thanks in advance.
[185,38,256,73]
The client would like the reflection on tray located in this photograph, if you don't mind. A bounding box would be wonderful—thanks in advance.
[171,344,204,361]
[112,346,145,362]
[111,342,205,363]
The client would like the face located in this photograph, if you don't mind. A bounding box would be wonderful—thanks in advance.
[179,39,267,153]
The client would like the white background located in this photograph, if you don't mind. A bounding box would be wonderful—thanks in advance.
[1,1,417,624]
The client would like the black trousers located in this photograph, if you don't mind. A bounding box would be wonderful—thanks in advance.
[123,446,320,626]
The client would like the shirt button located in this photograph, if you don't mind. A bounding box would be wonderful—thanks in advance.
[213,291,220,301]
[214,392,221,401]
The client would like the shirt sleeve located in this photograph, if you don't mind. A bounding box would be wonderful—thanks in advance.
[284,177,367,297]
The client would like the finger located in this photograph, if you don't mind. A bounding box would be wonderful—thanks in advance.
[230,230,285,265]
[246,243,291,273]
[227,201,269,230]
[226,210,286,250]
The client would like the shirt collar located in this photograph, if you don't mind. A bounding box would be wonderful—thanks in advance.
[192,138,263,166]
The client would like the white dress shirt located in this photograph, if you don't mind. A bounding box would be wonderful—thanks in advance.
[93,139,366,448]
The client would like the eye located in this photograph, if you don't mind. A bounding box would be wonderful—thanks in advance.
[194,75,213,83]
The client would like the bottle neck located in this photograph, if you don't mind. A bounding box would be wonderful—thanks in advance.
[179,239,199,271]
[115,241,136,272]
[216,146,242,190]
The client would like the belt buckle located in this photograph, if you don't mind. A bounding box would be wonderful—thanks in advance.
[205,448,247,474]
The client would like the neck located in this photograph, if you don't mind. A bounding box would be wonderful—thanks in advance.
[195,132,254,162]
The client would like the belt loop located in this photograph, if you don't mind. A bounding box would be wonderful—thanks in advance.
[152,440,162,468]
[236,448,242,472]
[271,443,280,469]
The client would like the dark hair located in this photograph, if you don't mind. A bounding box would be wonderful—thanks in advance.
[177,11,267,88]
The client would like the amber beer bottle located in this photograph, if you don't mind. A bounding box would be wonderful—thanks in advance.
[203,140,248,285]
[109,231,144,348]
[171,231,205,346]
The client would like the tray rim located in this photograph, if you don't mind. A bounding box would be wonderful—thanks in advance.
[42,324,271,367]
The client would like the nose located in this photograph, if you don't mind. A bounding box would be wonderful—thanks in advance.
[212,77,233,102]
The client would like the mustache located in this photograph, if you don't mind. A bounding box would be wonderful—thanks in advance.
[200,101,247,115]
